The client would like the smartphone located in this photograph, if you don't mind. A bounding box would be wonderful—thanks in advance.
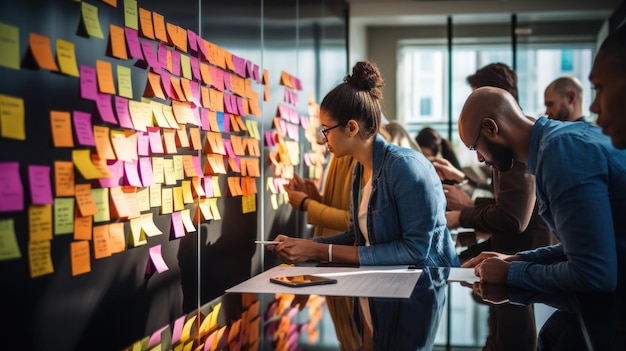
[269,274,337,287]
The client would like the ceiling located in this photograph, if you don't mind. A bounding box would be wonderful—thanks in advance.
[347,0,622,26]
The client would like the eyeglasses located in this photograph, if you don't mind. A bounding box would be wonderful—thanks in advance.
[467,127,481,151]
[319,123,343,143]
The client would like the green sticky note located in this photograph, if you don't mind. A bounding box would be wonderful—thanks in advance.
[54,197,75,235]
[0,218,21,260]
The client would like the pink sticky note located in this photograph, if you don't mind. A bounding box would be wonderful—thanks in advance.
[148,325,169,348]
[190,56,201,81]
[140,40,159,69]
[204,178,214,198]
[189,80,200,107]
[80,65,98,101]
[171,211,185,238]
[221,112,230,133]
[123,160,142,187]
[148,244,169,273]
[124,28,144,61]
[196,36,208,60]
[147,127,164,153]
[190,106,201,126]
[137,132,150,156]
[303,153,311,167]
[223,73,232,92]
[73,111,96,146]
[192,156,203,178]
[159,70,173,99]
[223,93,234,114]
[28,165,53,205]
[96,92,118,125]
[265,131,275,147]
[138,157,154,186]
[200,108,210,131]
[209,66,224,91]
[98,160,123,188]
[115,96,134,129]
[223,139,235,158]
[236,96,245,116]
[253,64,260,84]
[187,29,197,52]
[245,60,253,78]
[171,316,186,345]
[0,162,24,212]
[170,50,181,76]
[157,42,168,70]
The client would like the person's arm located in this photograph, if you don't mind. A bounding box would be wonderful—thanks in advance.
[305,200,350,232]
[507,140,617,293]
[459,162,535,235]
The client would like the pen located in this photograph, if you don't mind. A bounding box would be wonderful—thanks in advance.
[254,240,280,245]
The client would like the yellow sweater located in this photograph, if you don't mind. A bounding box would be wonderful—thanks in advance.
[307,155,356,237]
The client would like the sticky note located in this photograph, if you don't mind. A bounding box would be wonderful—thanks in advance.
[92,187,110,223]
[29,240,54,278]
[29,204,52,242]
[0,94,25,140]
[141,212,162,237]
[29,32,58,71]
[139,8,155,39]
[148,244,168,273]
[80,65,98,101]
[74,207,92,241]
[0,219,21,261]
[93,224,112,259]
[117,64,133,99]
[109,222,126,253]
[73,111,96,146]
[28,165,53,205]
[96,59,116,94]
[109,24,128,60]
[180,209,196,232]
[75,183,99,216]
[124,0,139,30]
[71,240,91,276]
[0,22,19,70]
[56,38,79,77]
[128,217,147,247]
[149,183,162,207]
[81,1,104,39]
[136,186,150,211]
[171,211,184,238]
[161,187,173,214]
[54,197,74,235]
[50,111,74,147]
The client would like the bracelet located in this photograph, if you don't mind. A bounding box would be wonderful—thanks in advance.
[299,196,309,211]
[328,244,333,263]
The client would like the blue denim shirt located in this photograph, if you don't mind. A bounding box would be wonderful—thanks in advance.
[315,135,459,268]
[508,117,626,296]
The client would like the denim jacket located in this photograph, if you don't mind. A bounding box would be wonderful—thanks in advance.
[315,135,459,268]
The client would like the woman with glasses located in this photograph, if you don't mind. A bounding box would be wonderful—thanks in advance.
[270,60,458,269]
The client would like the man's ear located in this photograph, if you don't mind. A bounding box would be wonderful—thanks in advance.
[566,91,576,104]
[482,117,499,137]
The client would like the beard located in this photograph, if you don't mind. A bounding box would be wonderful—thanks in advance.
[482,136,515,172]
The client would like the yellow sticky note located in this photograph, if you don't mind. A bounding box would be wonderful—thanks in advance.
[180,315,197,344]
[173,155,184,180]
[149,183,162,207]
[136,186,150,211]
[172,186,184,211]
[123,0,139,30]
[181,180,194,204]
[270,193,278,210]
[29,240,54,278]
[0,22,20,70]
[56,38,79,77]
[92,187,111,223]
[140,212,162,237]
[242,194,256,214]
[161,187,173,214]
[163,129,177,154]
[180,209,196,232]
[0,94,25,140]
[72,150,106,180]
[93,224,112,259]
[211,176,221,197]
[71,240,91,276]
[128,217,147,247]
[54,197,74,235]
[81,2,104,39]
[180,54,191,80]
[208,198,221,220]
[117,64,133,99]
[0,219,21,261]
[163,159,176,185]
[29,205,52,242]
[128,100,148,132]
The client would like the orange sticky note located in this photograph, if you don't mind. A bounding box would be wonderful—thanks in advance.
[139,8,155,39]
[29,32,58,71]
[175,125,190,148]
[93,224,112,259]
[29,240,54,278]
[93,125,117,160]
[54,161,75,197]
[162,129,177,154]
[166,23,187,53]
[209,88,224,112]
[50,111,74,147]
[153,12,167,43]
[74,207,92,241]
[75,184,99,216]
[109,24,128,60]
[109,222,126,253]
[96,60,116,94]
[71,240,91,276]
[144,71,166,99]
[189,127,201,150]
[200,62,212,86]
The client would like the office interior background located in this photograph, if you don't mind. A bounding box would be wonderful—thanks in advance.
[1,0,624,350]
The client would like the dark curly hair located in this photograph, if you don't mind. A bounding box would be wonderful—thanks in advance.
[466,62,519,102]
[320,61,384,138]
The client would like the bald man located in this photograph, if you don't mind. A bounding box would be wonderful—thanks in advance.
[543,76,586,122]
[459,85,626,328]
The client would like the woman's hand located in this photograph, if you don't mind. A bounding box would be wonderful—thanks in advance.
[272,236,322,264]
[442,184,474,210]
[430,157,465,183]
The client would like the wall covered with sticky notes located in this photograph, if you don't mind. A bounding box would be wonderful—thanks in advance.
[0,0,347,350]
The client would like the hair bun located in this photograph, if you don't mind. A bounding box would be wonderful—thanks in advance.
[344,61,384,100]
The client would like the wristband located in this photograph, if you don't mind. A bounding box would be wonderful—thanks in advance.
[328,244,333,263]
[299,196,309,211]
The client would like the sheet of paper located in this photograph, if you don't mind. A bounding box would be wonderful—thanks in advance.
[226,265,421,298]
[446,267,480,283]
